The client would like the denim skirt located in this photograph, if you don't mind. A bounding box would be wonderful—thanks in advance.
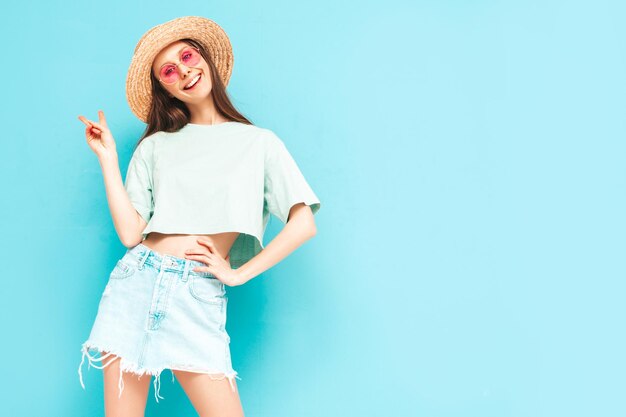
[78,243,239,403]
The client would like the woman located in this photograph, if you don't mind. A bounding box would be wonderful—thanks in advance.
[76,16,321,417]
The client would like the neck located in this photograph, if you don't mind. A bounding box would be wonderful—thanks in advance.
[185,96,227,125]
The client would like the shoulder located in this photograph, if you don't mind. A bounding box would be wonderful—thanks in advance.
[254,126,285,150]
[141,131,166,146]
[131,131,165,159]
[227,122,276,141]
[137,123,277,150]
[215,122,284,149]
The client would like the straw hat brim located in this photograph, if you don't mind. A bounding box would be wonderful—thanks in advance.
[126,16,234,123]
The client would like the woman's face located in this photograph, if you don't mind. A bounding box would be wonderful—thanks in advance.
[152,40,214,104]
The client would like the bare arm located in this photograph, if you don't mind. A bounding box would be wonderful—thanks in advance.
[234,202,317,284]
[79,110,146,248]
[98,154,146,248]
[185,203,318,286]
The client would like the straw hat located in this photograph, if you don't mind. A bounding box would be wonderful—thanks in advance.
[126,16,234,123]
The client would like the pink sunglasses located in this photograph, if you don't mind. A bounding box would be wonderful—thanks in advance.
[157,46,203,85]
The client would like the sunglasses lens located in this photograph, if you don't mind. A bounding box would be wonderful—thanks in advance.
[182,48,201,67]
[159,48,202,84]
[160,65,178,83]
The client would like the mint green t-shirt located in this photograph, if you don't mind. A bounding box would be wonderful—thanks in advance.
[123,121,321,269]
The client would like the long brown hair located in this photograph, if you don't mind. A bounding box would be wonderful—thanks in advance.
[134,38,253,150]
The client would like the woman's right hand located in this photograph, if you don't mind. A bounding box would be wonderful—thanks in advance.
[78,110,117,159]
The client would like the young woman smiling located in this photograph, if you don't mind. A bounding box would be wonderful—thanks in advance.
[77,16,321,417]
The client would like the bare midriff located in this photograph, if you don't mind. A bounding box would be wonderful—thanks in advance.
[141,231,241,260]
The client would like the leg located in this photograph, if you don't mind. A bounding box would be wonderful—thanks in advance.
[101,351,151,417]
[173,370,245,417]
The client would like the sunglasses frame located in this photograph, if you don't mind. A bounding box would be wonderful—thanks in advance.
[157,46,203,85]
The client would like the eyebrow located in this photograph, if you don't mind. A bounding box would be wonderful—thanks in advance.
[159,46,191,67]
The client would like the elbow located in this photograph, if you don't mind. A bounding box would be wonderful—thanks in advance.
[287,218,317,240]
[285,204,317,239]
[305,212,318,239]
[120,237,135,249]
[120,210,147,248]
[120,233,142,249]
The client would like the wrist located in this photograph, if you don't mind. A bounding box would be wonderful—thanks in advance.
[98,152,119,166]
[234,269,249,286]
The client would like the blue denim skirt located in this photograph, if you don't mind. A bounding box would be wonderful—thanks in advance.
[78,243,239,403]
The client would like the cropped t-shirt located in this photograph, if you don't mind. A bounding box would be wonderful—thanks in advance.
[123,121,321,269]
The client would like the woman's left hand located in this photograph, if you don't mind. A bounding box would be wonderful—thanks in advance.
[184,238,242,286]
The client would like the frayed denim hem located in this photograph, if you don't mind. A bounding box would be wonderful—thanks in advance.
[78,342,241,403]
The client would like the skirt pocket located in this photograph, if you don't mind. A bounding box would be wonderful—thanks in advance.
[189,276,225,305]
[109,258,136,280]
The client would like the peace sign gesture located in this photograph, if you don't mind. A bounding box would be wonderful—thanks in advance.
[78,110,117,159]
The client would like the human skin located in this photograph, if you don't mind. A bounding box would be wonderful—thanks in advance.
[77,39,317,417]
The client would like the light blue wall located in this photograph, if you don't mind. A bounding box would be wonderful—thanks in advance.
[1,1,624,416]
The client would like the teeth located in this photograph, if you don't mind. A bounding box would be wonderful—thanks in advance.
[185,74,201,89]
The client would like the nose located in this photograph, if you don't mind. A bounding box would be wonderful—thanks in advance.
[177,64,192,78]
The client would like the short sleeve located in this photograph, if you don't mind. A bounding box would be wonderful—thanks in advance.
[264,130,321,224]
[124,140,154,225]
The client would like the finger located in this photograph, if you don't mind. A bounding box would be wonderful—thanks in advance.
[78,116,93,127]
[197,238,216,254]
[191,261,216,273]
[88,120,106,131]
[185,253,213,265]
[185,247,211,257]
[85,124,100,134]
[185,253,207,261]
[98,110,108,127]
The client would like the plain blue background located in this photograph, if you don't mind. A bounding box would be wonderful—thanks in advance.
[1,0,624,416]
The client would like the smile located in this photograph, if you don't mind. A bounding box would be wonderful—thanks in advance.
[184,74,202,90]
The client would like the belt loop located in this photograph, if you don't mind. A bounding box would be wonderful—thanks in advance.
[182,259,191,282]
[138,248,150,270]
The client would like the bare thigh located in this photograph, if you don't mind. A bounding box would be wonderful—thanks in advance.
[173,370,245,417]
[101,351,151,417]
